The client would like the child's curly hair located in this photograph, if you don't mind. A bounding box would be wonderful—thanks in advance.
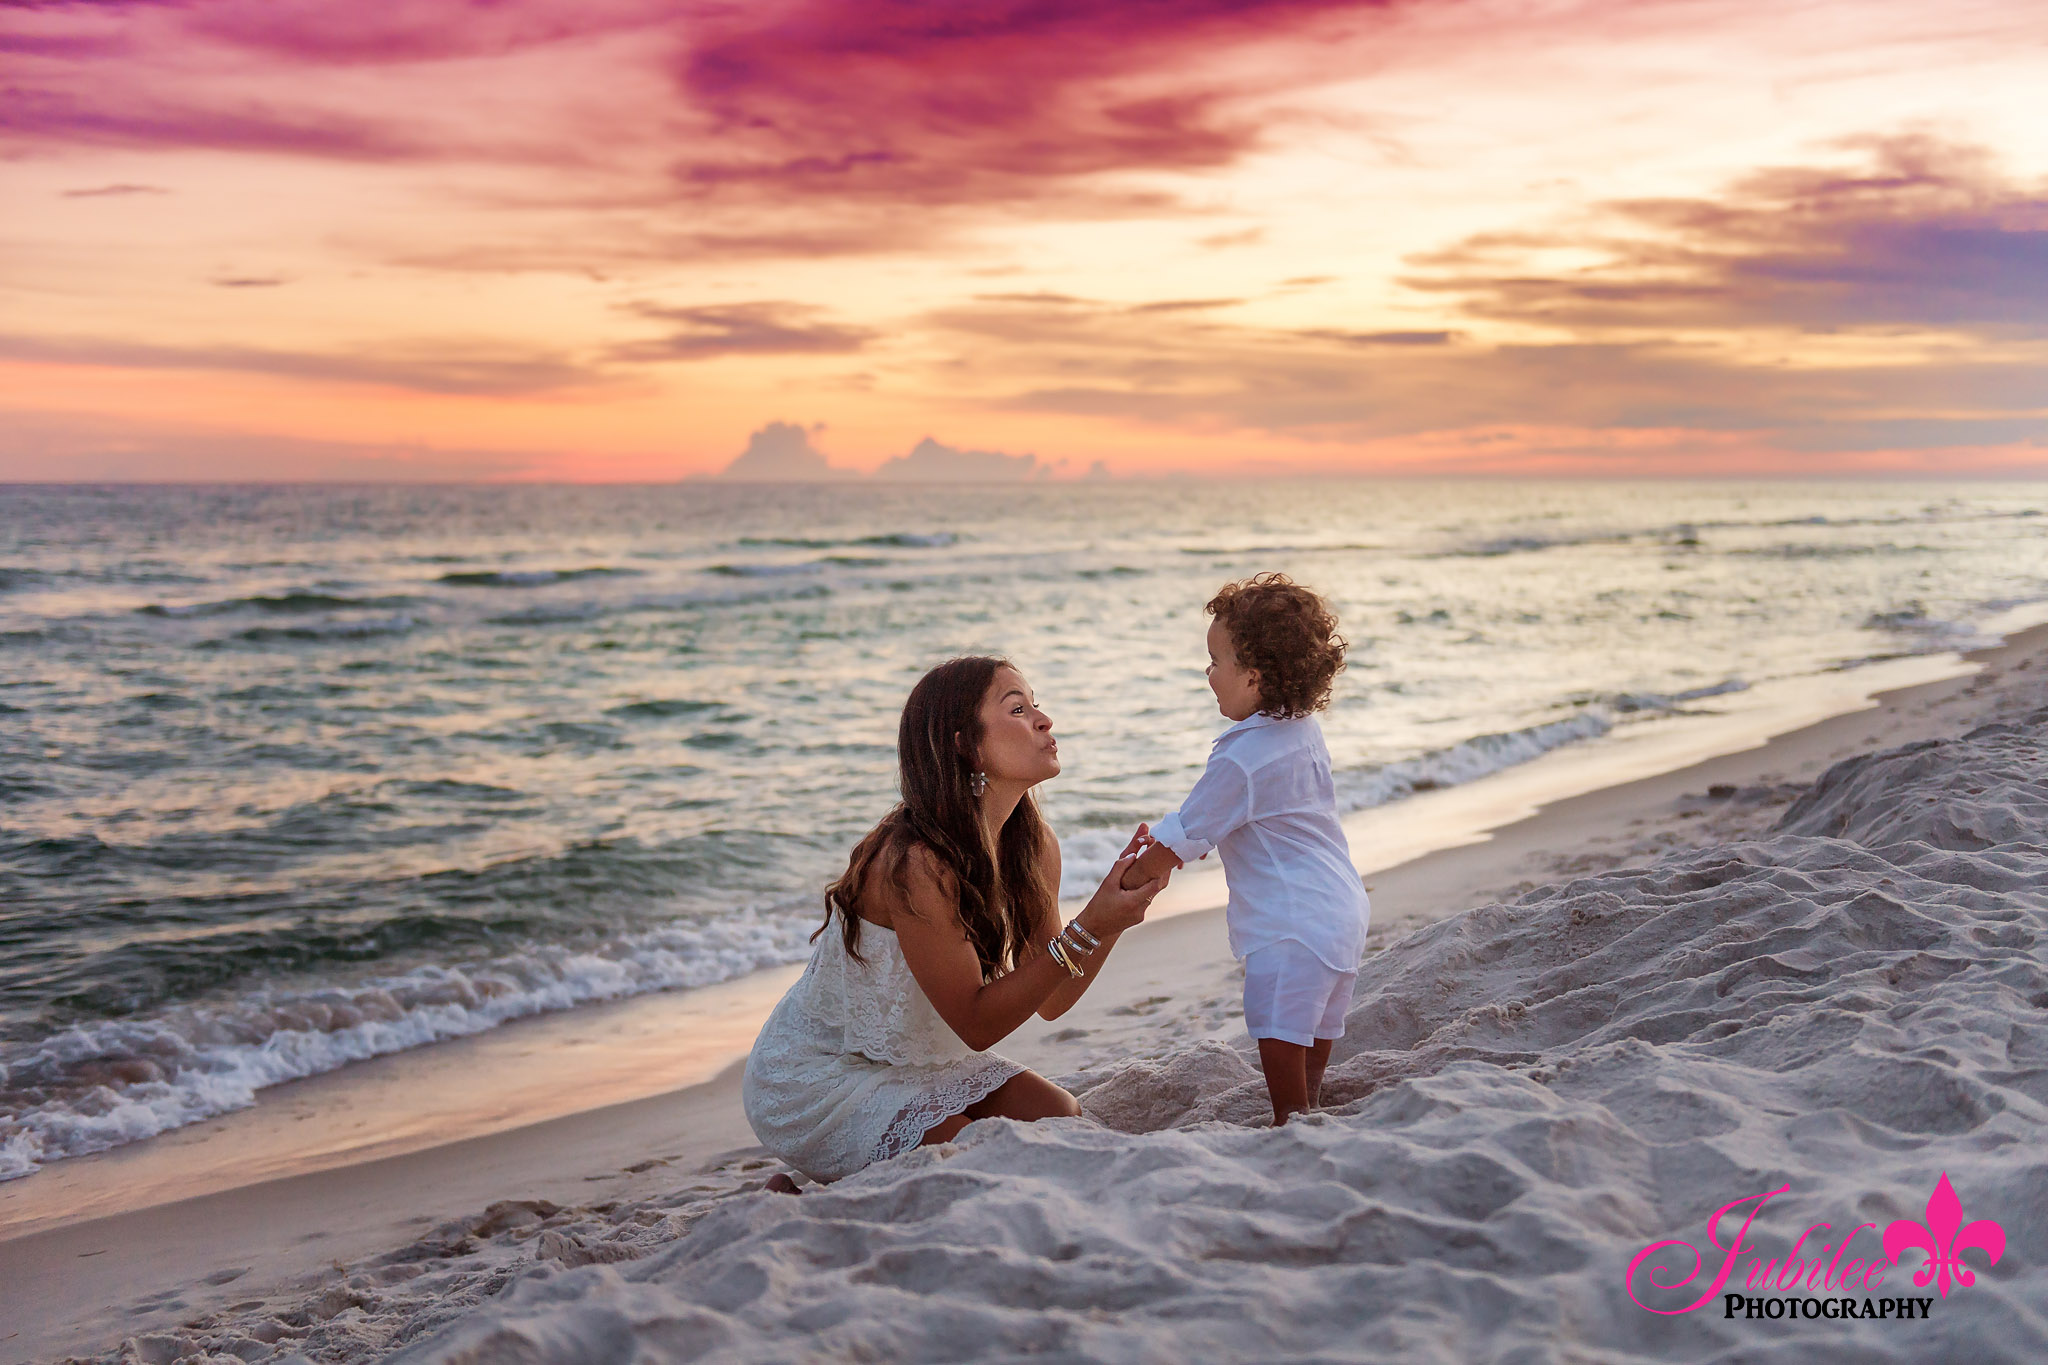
[1207,572,1347,718]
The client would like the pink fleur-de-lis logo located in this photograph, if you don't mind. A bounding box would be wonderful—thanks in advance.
[1883,1172,2005,1297]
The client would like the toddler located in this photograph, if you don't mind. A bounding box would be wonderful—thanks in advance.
[1123,573,1370,1124]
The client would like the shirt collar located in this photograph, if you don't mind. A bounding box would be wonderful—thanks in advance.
[1214,710,1286,744]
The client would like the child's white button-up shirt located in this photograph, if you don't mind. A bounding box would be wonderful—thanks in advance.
[1151,712,1369,971]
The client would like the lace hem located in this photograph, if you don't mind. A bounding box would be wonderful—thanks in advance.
[870,1057,1026,1165]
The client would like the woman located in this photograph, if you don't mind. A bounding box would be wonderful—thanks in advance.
[741,655,1167,1188]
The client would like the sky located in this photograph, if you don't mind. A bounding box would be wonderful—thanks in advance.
[3,0,2046,481]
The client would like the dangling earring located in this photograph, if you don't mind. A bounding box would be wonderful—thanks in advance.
[970,770,988,797]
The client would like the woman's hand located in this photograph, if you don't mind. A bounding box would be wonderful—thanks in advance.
[1075,823,1166,939]
[1116,823,1159,863]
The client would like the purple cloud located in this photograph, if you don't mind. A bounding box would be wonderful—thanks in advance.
[1405,133,2048,337]
[610,302,874,362]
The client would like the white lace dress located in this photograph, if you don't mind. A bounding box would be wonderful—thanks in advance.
[741,918,1025,1182]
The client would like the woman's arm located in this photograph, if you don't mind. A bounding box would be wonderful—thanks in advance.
[890,835,1161,1052]
[1035,825,1162,1021]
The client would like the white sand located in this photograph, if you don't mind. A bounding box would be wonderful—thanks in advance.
[15,625,2048,1363]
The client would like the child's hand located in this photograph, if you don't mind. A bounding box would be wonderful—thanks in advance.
[1080,848,1163,938]
[1115,824,1182,893]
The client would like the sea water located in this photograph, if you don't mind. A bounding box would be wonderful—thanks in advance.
[3,478,2044,1178]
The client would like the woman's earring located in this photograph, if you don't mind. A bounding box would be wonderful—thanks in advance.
[971,770,988,797]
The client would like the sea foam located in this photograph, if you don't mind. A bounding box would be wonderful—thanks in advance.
[0,912,815,1182]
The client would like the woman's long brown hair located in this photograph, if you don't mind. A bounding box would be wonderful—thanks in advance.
[817,656,1053,981]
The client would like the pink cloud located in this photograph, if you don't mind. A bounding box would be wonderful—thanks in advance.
[3,87,426,159]
[672,0,1396,208]
[2,0,1404,197]
[0,1,659,162]
[181,0,668,65]
[0,0,1429,285]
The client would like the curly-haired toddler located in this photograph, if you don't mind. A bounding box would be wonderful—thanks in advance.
[1121,572,1371,1124]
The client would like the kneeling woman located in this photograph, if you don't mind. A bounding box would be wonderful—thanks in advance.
[742,655,1165,1187]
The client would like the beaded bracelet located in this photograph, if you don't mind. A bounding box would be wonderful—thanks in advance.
[1063,921,1100,952]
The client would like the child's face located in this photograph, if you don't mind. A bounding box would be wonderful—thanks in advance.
[1205,618,1263,722]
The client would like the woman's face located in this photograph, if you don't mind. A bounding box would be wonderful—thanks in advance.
[975,665,1059,786]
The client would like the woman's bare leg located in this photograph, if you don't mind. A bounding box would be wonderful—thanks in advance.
[919,1069,1080,1147]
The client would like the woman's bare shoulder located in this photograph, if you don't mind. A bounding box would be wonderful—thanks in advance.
[892,837,958,897]
[860,834,956,927]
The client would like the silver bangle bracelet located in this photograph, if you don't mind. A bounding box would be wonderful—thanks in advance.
[1047,935,1084,977]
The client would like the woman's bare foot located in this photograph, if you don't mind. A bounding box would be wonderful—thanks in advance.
[765,1172,802,1195]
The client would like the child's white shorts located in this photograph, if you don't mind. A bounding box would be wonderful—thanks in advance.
[1242,939,1358,1046]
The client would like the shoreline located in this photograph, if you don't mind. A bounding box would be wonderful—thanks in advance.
[6,617,2048,1360]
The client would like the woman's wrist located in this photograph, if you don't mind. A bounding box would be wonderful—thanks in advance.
[1046,932,1085,977]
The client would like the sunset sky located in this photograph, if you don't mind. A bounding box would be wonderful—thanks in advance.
[4,0,2045,481]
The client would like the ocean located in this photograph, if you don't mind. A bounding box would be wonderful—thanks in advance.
[2,478,2044,1179]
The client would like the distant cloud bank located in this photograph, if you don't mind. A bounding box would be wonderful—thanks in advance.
[710,423,1059,482]
[714,422,853,481]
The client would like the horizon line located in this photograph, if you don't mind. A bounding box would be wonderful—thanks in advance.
[8,472,2048,489]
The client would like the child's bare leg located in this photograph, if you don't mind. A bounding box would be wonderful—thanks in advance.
[1305,1037,1333,1108]
[1256,1038,1311,1125]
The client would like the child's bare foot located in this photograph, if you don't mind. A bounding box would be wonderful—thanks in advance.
[765,1172,802,1195]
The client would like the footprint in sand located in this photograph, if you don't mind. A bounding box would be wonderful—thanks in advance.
[1108,995,1174,1017]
